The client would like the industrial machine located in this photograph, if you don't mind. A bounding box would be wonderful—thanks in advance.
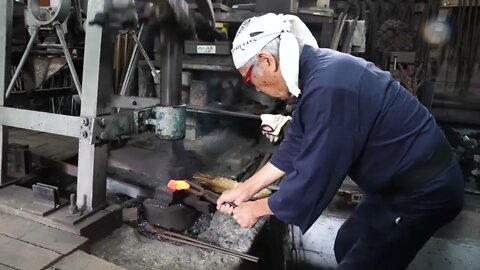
[0,0,479,269]
[0,0,230,238]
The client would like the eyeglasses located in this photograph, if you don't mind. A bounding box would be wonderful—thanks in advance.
[243,65,254,85]
[261,124,274,133]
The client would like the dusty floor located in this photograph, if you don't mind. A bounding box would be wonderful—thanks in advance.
[91,213,265,270]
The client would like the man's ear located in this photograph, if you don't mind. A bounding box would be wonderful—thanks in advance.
[257,51,279,72]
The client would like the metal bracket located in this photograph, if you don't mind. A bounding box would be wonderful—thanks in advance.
[79,104,186,144]
[23,183,65,216]
[87,112,138,144]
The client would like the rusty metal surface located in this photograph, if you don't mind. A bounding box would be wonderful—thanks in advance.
[152,106,186,140]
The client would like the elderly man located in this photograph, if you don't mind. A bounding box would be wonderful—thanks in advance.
[216,13,464,269]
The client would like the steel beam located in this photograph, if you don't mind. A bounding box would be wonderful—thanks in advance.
[0,1,13,184]
[0,107,84,138]
[77,0,114,211]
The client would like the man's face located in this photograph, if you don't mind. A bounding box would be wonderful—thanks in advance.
[239,51,291,100]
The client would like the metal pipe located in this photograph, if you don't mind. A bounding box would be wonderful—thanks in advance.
[54,22,82,96]
[186,105,261,120]
[131,33,160,84]
[5,27,39,98]
[120,24,145,96]
[160,39,182,106]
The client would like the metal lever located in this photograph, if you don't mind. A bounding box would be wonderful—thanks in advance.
[5,27,39,98]
[120,24,145,96]
[131,31,161,84]
[54,22,82,97]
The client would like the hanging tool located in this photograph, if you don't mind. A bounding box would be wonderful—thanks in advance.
[168,180,237,207]
[330,11,347,50]
[341,0,360,53]
[145,223,259,263]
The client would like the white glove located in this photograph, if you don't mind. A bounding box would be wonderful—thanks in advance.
[260,114,292,143]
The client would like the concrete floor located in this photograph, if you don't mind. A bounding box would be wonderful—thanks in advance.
[90,213,264,270]
[287,195,480,269]
[0,212,125,270]
[0,206,267,270]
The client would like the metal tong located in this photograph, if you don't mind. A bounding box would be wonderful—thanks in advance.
[145,223,258,262]
[185,180,237,208]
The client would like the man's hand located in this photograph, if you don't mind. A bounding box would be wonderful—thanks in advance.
[232,201,259,228]
[260,114,292,143]
[217,184,251,215]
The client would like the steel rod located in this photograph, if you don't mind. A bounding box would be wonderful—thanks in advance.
[158,233,258,262]
[54,22,82,97]
[5,27,39,98]
[158,227,258,261]
[163,233,258,262]
[120,24,145,96]
[186,105,261,120]
[145,224,258,262]
[131,33,160,83]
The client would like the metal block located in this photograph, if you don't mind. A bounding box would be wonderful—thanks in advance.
[32,183,59,209]
[148,106,186,140]
[23,183,64,216]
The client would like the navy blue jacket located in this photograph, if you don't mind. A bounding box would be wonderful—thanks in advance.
[268,45,447,233]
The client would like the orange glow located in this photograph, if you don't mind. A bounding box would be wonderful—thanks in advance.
[39,0,51,7]
[167,180,190,191]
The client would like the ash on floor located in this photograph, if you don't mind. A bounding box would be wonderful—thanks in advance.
[185,212,213,238]
[91,212,266,270]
